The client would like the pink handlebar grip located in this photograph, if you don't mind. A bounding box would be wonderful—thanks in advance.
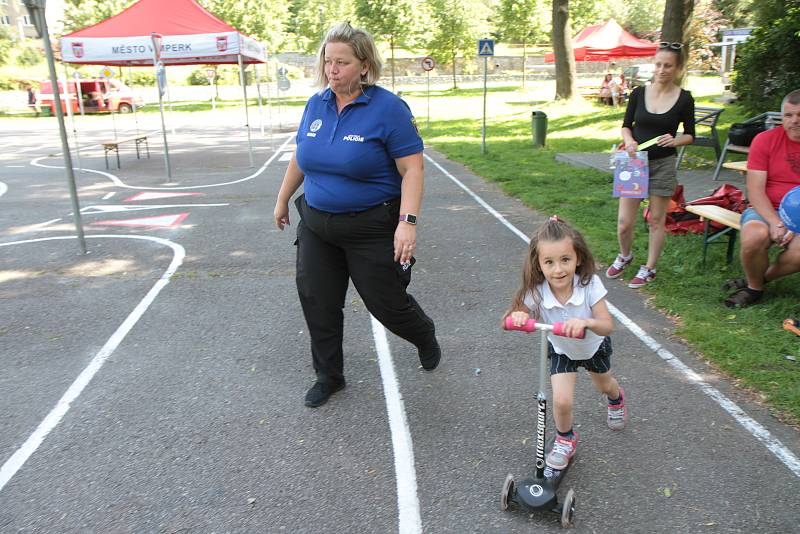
[503,316,536,332]
[552,322,585,339]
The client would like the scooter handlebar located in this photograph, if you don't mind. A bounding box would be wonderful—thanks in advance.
[503,316,585,339]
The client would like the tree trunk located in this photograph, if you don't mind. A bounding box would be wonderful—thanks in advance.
[552,0,577,100]
[390,35,396,93]
[452,51,457,90]
[660,0,695,85]
[522,39,527,90]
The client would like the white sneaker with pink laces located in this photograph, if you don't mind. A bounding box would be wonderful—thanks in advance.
[546,432,578,470]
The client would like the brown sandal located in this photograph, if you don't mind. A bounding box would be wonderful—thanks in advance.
[723,288,763,308]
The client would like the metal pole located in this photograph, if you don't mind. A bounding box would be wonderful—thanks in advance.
[35,8,86,254]
[238,54,254,167]
[128,64,140,135]
[481,55,487,155]
[426,70,430,129]
[255,63,265,137]
[62,63,82,171]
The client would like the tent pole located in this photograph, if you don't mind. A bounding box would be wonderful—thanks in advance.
[265,63,273,140]
[255,62,265,139]
[238,53,254,167]
[128,64,140,136]
[62,62,82,172]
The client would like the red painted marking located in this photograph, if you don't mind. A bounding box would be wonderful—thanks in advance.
[125,191,203,202]
[92,213,189,228]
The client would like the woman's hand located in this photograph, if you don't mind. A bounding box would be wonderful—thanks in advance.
[656,133,677,147]
[625,141,639,157]
[274,201,290,230]
[394,222,417,264]
[509,310,531,327]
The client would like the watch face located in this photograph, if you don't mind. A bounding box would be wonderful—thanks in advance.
[404,214,417,224]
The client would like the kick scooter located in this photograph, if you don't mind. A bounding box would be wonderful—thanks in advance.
[500,316,583,527]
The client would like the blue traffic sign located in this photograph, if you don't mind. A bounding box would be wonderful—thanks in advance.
[478,39,494,57]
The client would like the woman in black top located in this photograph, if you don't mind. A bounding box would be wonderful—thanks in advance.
[605,43,695,288]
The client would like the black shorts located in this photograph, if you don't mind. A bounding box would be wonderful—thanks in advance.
[548,336,613,375]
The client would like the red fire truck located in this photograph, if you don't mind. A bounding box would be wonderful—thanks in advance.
[39,78,142,115]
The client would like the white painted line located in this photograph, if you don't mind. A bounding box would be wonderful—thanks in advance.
[278,151,293,162]
[81,203,228,214]
[424,152,800,479]
[33,218,62,228]
[30,133,294,191]
[102,192,115,200]
[5,165,25,168]
[0,181,7,198]
[370,316,422,534]
[0,235,185,493]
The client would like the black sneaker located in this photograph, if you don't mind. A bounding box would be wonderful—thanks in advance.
[304,380,345,408]
[417,337,441,371]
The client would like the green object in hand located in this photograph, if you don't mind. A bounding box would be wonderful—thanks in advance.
[637,136,660,150]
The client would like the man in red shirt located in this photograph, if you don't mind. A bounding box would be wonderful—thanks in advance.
[724,89,800,307]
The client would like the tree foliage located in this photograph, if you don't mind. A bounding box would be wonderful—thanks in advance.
[199,0,290,51]
[0,27,13,67]
[732,5,800,114]
[62,0,134,33]
[495,0,549,44]
[291,0,356,55]
[355,0,419,90]
[427,0,490,89]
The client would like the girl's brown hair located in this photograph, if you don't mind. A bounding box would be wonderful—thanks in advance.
[507,217,596,318]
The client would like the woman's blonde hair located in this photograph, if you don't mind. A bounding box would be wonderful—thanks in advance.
[314,22,383,90]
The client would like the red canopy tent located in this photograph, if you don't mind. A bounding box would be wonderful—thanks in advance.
[60,0,266,66]
[544,19,657,63]
[58,0,267,173]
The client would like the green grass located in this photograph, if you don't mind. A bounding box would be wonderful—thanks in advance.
[420,89,800,425]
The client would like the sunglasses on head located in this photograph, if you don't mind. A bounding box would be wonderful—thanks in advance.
[659,42,684,50]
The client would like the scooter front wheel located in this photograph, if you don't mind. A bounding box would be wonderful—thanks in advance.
[500,473,515,511]
[560,488,576,527]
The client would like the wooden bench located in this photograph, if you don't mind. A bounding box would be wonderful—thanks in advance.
[684,204,742,266]
[675,106,724,169]
[722,160,747,174]
[102,135,149,169]
[712,111,782,181]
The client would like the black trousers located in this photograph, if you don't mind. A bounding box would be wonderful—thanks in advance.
[294,195,436,384]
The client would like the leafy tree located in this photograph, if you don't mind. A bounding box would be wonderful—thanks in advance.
[355,0,417,92]
[712,0,754,28]
[552,0,577,100]
[292,0,356,55]
[0,27,13,66]
[495,0,547,88]
[732,5,800,114]
[427,0,490,89]
[62,0,134,33]
[200,0,290,51]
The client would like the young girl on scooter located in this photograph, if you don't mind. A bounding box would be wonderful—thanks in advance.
[505,217,627,470]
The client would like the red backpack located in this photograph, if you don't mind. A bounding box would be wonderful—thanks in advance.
[644,183,746,234]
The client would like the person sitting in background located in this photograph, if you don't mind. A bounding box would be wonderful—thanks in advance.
[611,74,628,107]
[723,89,800,308]
[27,85,40,117]
[599,74,613,105]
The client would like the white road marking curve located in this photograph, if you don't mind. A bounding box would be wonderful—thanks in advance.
[0,234,185,493]
[29,133,294,191]
[424,152,800,479]
[370,317,422,534]
[0,181,7,198]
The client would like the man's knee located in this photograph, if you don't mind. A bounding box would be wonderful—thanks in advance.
[740,223,770,254]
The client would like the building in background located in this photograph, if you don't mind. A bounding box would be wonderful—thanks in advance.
[0,0,64,41]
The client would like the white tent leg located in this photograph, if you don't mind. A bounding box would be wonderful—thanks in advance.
[62,62,82,171]
[128,64,140,135]
[239,53,254,167]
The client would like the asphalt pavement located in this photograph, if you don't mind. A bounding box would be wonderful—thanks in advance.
[0,111,798,533]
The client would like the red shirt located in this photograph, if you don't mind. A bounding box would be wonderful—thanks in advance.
[747,126,800,208]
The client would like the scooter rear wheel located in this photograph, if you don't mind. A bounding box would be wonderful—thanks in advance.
[500,473,515,511]
[560,488,576,527]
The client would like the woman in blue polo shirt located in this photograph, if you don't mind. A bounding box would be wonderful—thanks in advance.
[273,22,441,408]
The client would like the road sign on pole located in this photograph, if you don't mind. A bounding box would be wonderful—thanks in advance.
[478,39,495,57]
[99,66,114,79]
[421,56,435,71]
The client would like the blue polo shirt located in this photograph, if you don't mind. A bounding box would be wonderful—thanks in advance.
[295,85,424,213]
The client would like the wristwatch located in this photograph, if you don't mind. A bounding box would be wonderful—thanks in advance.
[399,213,417,225]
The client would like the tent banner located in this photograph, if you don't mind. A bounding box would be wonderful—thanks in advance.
[62,31,264,64]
